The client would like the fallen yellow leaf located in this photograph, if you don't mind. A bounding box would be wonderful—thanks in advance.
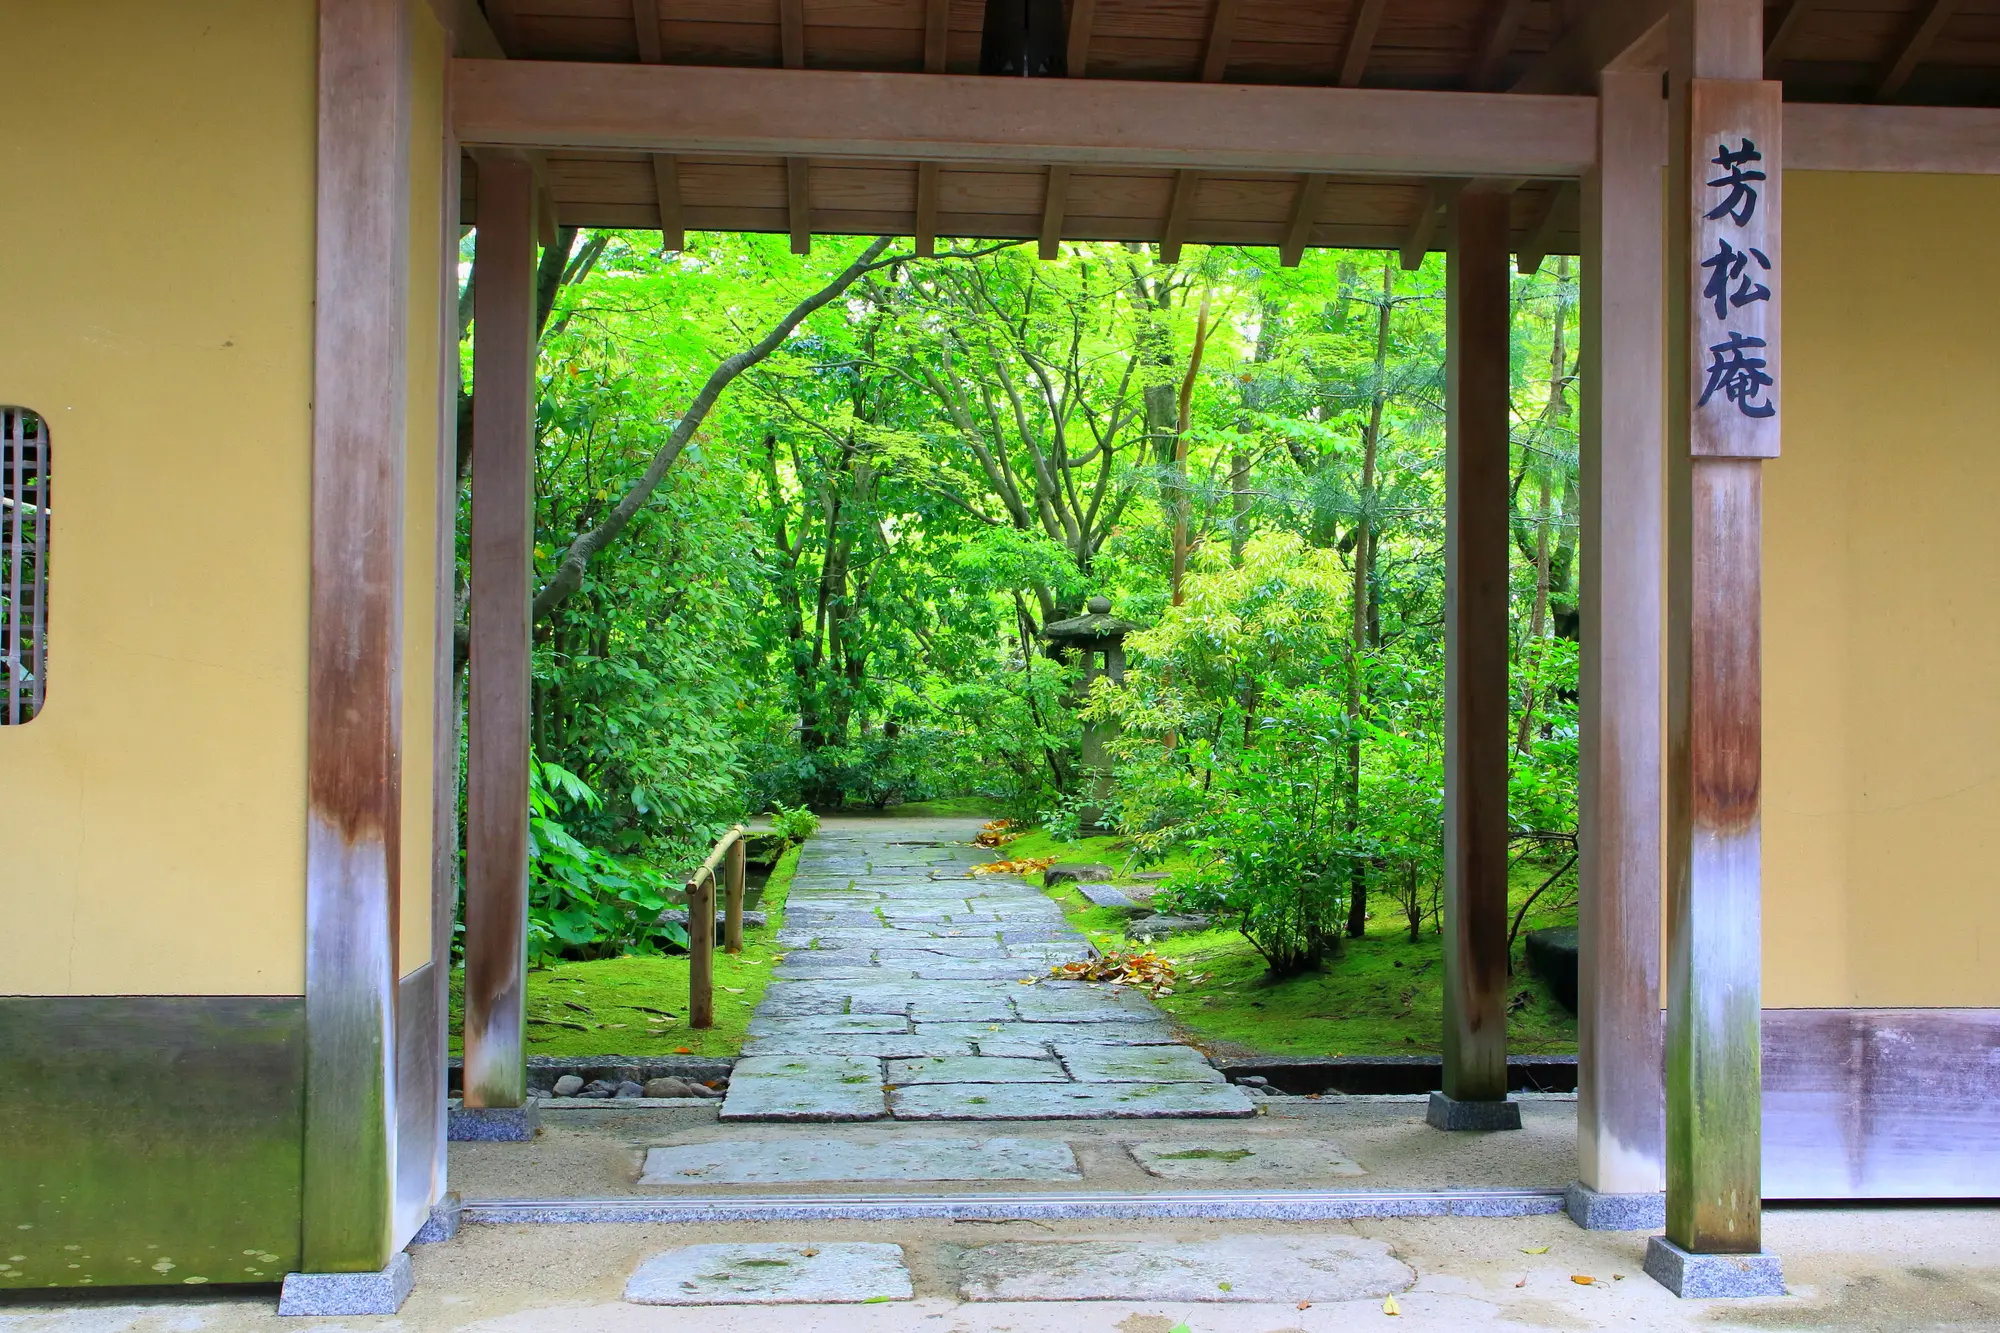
[1383,1294,1402,1316]
[1571,1275,1595,1286]
[1522,1245,1550,1254]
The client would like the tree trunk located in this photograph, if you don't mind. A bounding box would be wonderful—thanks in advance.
[1344,262,1394,939]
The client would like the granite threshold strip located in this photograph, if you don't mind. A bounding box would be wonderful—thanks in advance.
[461,1186,1566,1224]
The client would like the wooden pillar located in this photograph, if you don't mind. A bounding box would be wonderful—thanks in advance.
[1433,183,1519,1130]
[724,835,747,954]
[689,871,716,1029]
[1659,0,1781,1275]
[302,0,410,1272]
[1574,64,1669,1217]
[461,154,537,1111]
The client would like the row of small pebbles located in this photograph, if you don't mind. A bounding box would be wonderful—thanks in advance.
[540,1074,729,1100]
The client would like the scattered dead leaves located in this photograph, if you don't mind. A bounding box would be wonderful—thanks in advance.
[1041,949,1188,995]
[971,855,1057,876]
[973,819,1022,849]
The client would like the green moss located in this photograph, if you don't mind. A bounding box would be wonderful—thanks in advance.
[1156,1147,1254,1162]
[891,796,1009,817]
[449,841,802,1059]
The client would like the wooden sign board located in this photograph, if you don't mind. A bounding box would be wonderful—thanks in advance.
[1688,79,1781,459]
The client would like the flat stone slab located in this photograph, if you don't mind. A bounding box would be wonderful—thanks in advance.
[1074,883,1138,908]
[747,1014,910,1036]
[885,1055,1070,1085]
[1129,1138,1366,1181]
[891,1080,1255,1119]
[639,1137,1080,1185]
[1057,1044,1221,1083]
[626,1243,912,1305]
[719,1055,886,1121]
[741,1034,972,1059]
[1012,987,1162,1022]
[956,1237,1413,1303]
[916,1020,1176,1046]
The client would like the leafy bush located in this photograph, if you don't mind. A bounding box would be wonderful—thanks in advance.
[527,756,689,966]
[769,803,821,843]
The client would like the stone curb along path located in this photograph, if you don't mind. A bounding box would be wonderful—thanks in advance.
[718,822,1256,1121]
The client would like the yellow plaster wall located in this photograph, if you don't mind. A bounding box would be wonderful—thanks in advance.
[1765,171,2000,1007]
[0,1,318,995]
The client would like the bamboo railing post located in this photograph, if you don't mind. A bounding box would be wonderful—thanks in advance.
[724,829,747,953]
[688,868,716,1029]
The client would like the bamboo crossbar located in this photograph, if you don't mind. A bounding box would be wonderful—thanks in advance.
[685,825,749,1028]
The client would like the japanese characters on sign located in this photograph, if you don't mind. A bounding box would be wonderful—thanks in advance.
[1688,82,1780,457]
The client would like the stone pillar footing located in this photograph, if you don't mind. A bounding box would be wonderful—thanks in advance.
[278,1253,413,1316]
[411,1191,463,1244]
[1643,1236,1784,1298]
[448,1097,540,1142]
[1564,1181,1666,1231]
[1425,1091,1522,1131]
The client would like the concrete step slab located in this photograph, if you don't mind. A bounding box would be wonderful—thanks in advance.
[639,1136,1080,1185]
[1128,1137,1368,1181]
[890,1080,1255,1119]
[626,1242,911,1304]
[955,1236,1411,1303]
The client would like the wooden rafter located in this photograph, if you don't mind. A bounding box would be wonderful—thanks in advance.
[924,0,949,72]
[1066,0,1097,78]
[651,153,683,250]
[781,0,805,68]
[1875,0,1960,103]
[1337,0,1387,87]
[1510,0,1668,95]
[1470,0,1531,91]
[632,0,663,62]
[915,161,939,256]
[1200,0,1239,83]
[1516,180,1573,275]
[787,156,811,254]
[1763,0,1818,73]
[1400,179,1462,270]
[1039,165,1071,260]
[1160,169,1199,263]
[482,0,525,56]
[1279,173,1328,267]
[454,63,1601,179]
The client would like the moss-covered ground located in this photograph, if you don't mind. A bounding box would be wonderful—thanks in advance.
[1010,828,1578,1059]
[448,842,800,1059]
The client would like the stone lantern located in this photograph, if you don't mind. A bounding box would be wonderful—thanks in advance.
[1040,596,1139,830]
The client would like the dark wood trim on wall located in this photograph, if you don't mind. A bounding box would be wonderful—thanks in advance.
[304,0,413,1274]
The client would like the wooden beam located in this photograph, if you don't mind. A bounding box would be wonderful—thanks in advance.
[482,0,525,56]
[924,0,949,72]
[1437,182,1518,1128]
[1279,172,1328,267]
[305,0,410,1273]
[1470,0,1532,91]
[1875,0,1959,103]
[1516,179,1574,275]
[1400,179,1460,271]
[781,0,805,68]
[1512,0,1668,94]
[1787,102,2000,173]
[915,159,939,256]
[1066,0,1097,77]
[1039,164,1070,260]
[1159,168,1199,263]
[1577,65,1668,1208]
[1337,0,1387,87]
[788,156,811,254]
[1762,0,1816,74]
[453,62,1601,179]
[651,152,684,250]
[535,175,559,247]
[1199,0,1239,83]
[463,153,537,1115]
[633,0,663,62]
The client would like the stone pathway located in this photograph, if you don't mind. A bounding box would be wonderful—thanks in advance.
[720,819,1255,1121]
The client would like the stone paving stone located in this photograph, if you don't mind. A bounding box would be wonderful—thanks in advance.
[639,1137,1081,1185]
[740,1034,973,1059]
[1128,1137,1367,1181]
[908,998,1018,1023]
[916,1020,1176,1045]
[890,1080,1255,1119]
[718,1055,888,1121]
[971,1037,1056,1058]
[1011,987,1162,1022]
[746,1014,910,1036]
[884,1055,1070,1084]
[955,1237,1411,1303]
[626,1243,912,1304]
[1056,1043,1225,1083]
[1075,882,1139,908]
[911,964,1043,981]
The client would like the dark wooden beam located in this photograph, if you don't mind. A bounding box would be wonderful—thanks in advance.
[1337,0,1387,87]
[651,152,683,250]
[305,0,410,1273]
[463,152,537,1115]
[781,0,805,68]
[1438,183,1517,1127]
[1875,0,1960,102]
[1400,179,1461,270]
[1199,0,1239,83]
[453,61,1602,179]
[924,0,949,72]
[1066,0,1097,77]
[1279,172,1328,267]
[915,160,939,256]
[788,156,811,254]
[633,0,663,62]
[1516,180,1574,275]
[1470,0,1532,91]
[1511,0,1668,94]
[482,0,525,56]
[1762,0,1817,76]
[1578,65,1668,1206]
[1159,169,1199,263]
[1039,164,1070,260]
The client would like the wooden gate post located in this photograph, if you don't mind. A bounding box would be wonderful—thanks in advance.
[724,834,747,954]
[689,871,716,1029]
[461,153,537,1113]
[1647,0,1784,1296]
[1432,182,1520,1132]
[1571,61,1669,1229]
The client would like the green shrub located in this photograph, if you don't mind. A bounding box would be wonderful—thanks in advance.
[769,803,821,843]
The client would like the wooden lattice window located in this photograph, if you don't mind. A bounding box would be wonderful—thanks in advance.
[2,407,49,723]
